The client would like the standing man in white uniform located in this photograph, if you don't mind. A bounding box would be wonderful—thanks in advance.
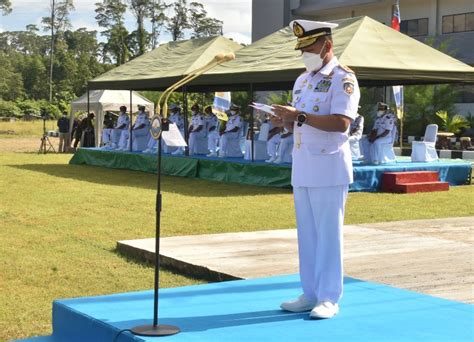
[218,104,243,158]
[205,106,219,157]
[188,104,207,155]
[272,20,360,319]
[111,106,129,149]
[265,123,282,163]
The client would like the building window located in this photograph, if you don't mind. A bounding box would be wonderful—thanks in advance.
[400,18,428,36]
[442,12,474,34]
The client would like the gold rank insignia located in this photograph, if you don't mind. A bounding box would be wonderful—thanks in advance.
[339,64,355,73]
[343,82,354,95]
[293,22,304,37]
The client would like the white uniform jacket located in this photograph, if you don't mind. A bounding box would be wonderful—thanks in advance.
[291,57,360,188]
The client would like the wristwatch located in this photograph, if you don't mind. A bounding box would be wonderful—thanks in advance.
[296,112,307,127]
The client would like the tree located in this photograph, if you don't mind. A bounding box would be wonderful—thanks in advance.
[127,0,152,56]
[0,0,12,15]
[166,0,190,41]
[95,0,130,65]
[0,52,24,101]
[42,0,75,102]
[148,0,168,49]
[188,2,222,38]
[404,84,458,136]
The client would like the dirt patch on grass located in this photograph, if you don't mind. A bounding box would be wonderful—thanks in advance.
[0,137,68,153]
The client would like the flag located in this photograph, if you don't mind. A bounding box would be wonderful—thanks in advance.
[392,85,404,119]
[212,91,231,121]
[391,0,401,31]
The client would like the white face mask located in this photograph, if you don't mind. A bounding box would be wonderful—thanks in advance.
[302,52,324,72]
[377,110,385,117]
[230,110,237,115]
[192,110,197,115]
[301,43,327,72]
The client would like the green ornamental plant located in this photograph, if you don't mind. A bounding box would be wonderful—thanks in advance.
[435,110,470,135]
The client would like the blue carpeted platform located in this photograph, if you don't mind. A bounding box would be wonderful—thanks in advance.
[19,274,473,342]
[69,148,472,191]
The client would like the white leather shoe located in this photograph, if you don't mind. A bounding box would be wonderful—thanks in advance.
[280,295,316,313]
[309,301,339,319]
[265,157,276,163]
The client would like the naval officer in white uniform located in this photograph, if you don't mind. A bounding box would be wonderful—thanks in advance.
[110,106,129,149]
[272,20,360,319]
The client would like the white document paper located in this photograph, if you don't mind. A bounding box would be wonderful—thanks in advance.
[249,102,277,117]
[162,123,187,147]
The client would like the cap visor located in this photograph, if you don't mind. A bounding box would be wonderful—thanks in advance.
[295,38,317,50]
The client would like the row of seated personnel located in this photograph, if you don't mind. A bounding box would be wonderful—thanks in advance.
[100,103,295,163]
[100,102,401,164]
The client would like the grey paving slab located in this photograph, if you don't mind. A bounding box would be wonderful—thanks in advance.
[117,216,474,303]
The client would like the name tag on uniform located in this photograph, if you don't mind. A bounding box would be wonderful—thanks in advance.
[294,89,302,94]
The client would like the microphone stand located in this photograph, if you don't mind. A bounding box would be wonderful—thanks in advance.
[130,52,235,337]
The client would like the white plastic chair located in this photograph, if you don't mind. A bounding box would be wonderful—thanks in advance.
[411,124,438,162]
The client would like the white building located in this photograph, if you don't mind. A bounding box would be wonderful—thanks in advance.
[252,0,474,115]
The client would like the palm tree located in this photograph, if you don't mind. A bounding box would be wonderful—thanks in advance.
[435,110,470,134]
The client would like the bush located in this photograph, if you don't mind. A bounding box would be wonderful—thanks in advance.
[16,99,41,117]
[0,100,22,118]
[37,99,61,119]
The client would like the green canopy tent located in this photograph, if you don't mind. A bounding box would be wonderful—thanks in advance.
[88,16,474,92]
[88,36,243,91]
[86,36,242,148]
[188,16,474,91]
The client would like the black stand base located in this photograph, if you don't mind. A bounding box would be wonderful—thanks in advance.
[131,324,180,337]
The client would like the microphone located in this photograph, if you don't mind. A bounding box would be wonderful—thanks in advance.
[157,52,236,120]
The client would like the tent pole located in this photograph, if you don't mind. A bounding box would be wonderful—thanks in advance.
[249,83,254,162]
[183,86,189,156]
[129,90,133,152]
[87,89,91,147]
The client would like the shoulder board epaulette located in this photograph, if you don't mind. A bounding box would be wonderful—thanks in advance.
[338,64,354,74]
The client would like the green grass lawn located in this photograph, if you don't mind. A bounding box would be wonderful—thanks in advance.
[0,120,50,138]
[0,152,473,341]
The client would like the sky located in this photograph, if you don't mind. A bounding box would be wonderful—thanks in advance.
[0,0,252,44]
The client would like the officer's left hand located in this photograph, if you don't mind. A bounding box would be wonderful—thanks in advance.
[272,105,298,123]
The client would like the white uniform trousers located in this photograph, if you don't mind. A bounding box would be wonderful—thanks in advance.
[219,132,242,157]
[111,128,126,146]
[293,184,348,304]
[101,129,112,146]
[208,131,219,153]
[276,137,293,163]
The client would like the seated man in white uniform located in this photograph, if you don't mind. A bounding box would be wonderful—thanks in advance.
[273,128,293,164]
[110,106,129,149]
[205,106,219,157]
[348,112,364,159]
[163,103,185,155]
[118,105,150,151]
[188,104,208,155]
[219,104,243,158]
[265,123,282,163]
[360,102,396,164]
